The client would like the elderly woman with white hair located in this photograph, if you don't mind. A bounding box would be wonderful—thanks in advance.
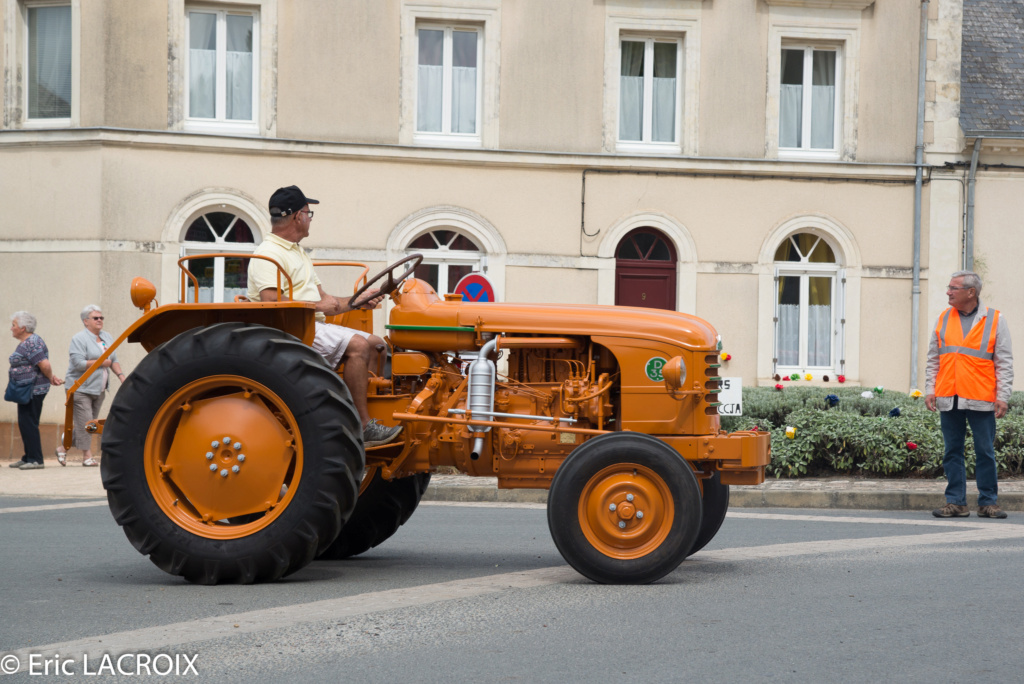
[56,305,125,467]
[8,311,63,469]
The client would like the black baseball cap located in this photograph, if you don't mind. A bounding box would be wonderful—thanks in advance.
[269,185,319,217]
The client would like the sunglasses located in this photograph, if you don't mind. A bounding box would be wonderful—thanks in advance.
[89,316,104,321]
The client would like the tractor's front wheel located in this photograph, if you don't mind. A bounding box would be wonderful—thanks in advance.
[547,433,702,584]
[101,323,363,584]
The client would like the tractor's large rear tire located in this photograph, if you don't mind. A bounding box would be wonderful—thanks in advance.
[101,323,363,584]
[547,433,702,584]
[687,471,730,557]
[316,467,431,560]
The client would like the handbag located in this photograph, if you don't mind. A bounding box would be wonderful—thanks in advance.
[4,378,34,404]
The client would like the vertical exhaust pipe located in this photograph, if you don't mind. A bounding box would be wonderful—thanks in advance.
[468,338,498,460]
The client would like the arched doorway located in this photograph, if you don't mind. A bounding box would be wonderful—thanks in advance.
[615,227,677,310]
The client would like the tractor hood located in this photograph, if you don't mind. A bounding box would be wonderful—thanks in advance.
[387,279,719,352]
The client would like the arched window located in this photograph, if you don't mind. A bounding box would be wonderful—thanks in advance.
[774,233,839,372]
[181,210,259,302]
[615,227,677,310]
[405,228,484,295]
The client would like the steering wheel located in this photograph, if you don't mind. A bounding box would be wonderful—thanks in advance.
[348,253,424,310]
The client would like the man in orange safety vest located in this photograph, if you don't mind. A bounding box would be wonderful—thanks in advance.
[926,271,1013,519]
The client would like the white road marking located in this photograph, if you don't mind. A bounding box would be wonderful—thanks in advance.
[725,510,1021,529]
[0,500,106,515]
[5,519,1024,670]
[693,525,1024,563]
[0,566,580,673]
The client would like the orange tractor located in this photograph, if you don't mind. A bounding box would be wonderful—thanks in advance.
[64,254,770,585]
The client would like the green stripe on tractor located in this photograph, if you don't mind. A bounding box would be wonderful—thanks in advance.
[386,325,475,332]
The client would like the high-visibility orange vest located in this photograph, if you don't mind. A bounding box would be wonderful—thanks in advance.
[934,306,1000,402]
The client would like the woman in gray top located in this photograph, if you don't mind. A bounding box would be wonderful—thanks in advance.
[56,305,125,466]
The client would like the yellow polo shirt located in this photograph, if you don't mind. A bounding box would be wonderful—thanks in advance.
[247,233,326,322]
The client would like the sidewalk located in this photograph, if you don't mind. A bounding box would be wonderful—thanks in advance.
[3,461,1023,512]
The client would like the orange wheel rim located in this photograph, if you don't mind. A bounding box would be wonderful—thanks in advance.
[578,463,675,560]
[144,375,303,540]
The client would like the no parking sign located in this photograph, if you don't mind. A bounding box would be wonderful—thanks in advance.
[453,273,497,302]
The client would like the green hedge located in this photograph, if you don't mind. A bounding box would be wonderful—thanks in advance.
[719,386,1024,479]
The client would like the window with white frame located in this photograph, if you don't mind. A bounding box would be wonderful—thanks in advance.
[774,233,840,373]
[185,7,258,131]
[779,45,839,155]
[416,25,481,143]
[180,210,259,302]
[405,229,484,295]
[25,2,72,121]
[618,37,680,149]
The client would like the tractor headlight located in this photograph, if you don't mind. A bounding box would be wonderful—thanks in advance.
[662,356,686,393]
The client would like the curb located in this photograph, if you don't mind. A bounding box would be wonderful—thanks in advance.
[423,485,1024,512]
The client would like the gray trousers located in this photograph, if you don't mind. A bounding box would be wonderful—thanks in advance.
[72,391,105,451]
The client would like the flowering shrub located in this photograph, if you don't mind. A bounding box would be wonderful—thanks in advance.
[721,386,1024,478]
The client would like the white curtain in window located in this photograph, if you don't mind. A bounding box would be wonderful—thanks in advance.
[652,77,675,143]
[225,15,253,121]
[189,51,216,118]
[28,6,72,119]
[451,66,476,134]
[779,84,802,148]
[652,44,676,143]
[777,304,799,366]
[807,304,832,366]
[226,51,253,120]
[620,77,643,140]
[619,42,644,141]
[189,13,217,119]
[810,85,835,149]
[417,65,442,132]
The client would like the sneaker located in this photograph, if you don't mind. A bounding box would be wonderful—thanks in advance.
[932,503,970,518]
[18,462,44,470]
[978,505,1008,519]
[8,459,27,468]
[362,419,403,448]
[56,448,67,466]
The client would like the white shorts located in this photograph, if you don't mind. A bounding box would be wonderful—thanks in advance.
[312,322,372,369]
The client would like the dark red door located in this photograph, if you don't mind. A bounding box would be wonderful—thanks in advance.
[615,228,677,310]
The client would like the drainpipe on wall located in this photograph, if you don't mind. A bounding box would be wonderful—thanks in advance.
[965,136,983,271]
[910,0,929,390]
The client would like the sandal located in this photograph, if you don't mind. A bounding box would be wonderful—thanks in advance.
[55,448,67,467]
[82,458,98,467]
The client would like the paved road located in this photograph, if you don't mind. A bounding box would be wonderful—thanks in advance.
[2,497,1022,682]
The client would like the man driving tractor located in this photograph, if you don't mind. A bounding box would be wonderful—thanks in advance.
[246,185,403,447]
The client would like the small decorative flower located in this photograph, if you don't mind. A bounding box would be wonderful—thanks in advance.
[823,375,830,382]
[861,390,874,399]
[773,374,781,381]
[907,441,918,450]
[790,373,800,381]
[837,375,846,383]
[785,426,797,439]
[775,383,784,391]
[873,386,885,395]
[750,425,761,431]
[783,376,790,381]
[805,373,813,381]
[909,389,923,399]
[825,394,840,407]
[889,407,901,417]
[720,351,729,361]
